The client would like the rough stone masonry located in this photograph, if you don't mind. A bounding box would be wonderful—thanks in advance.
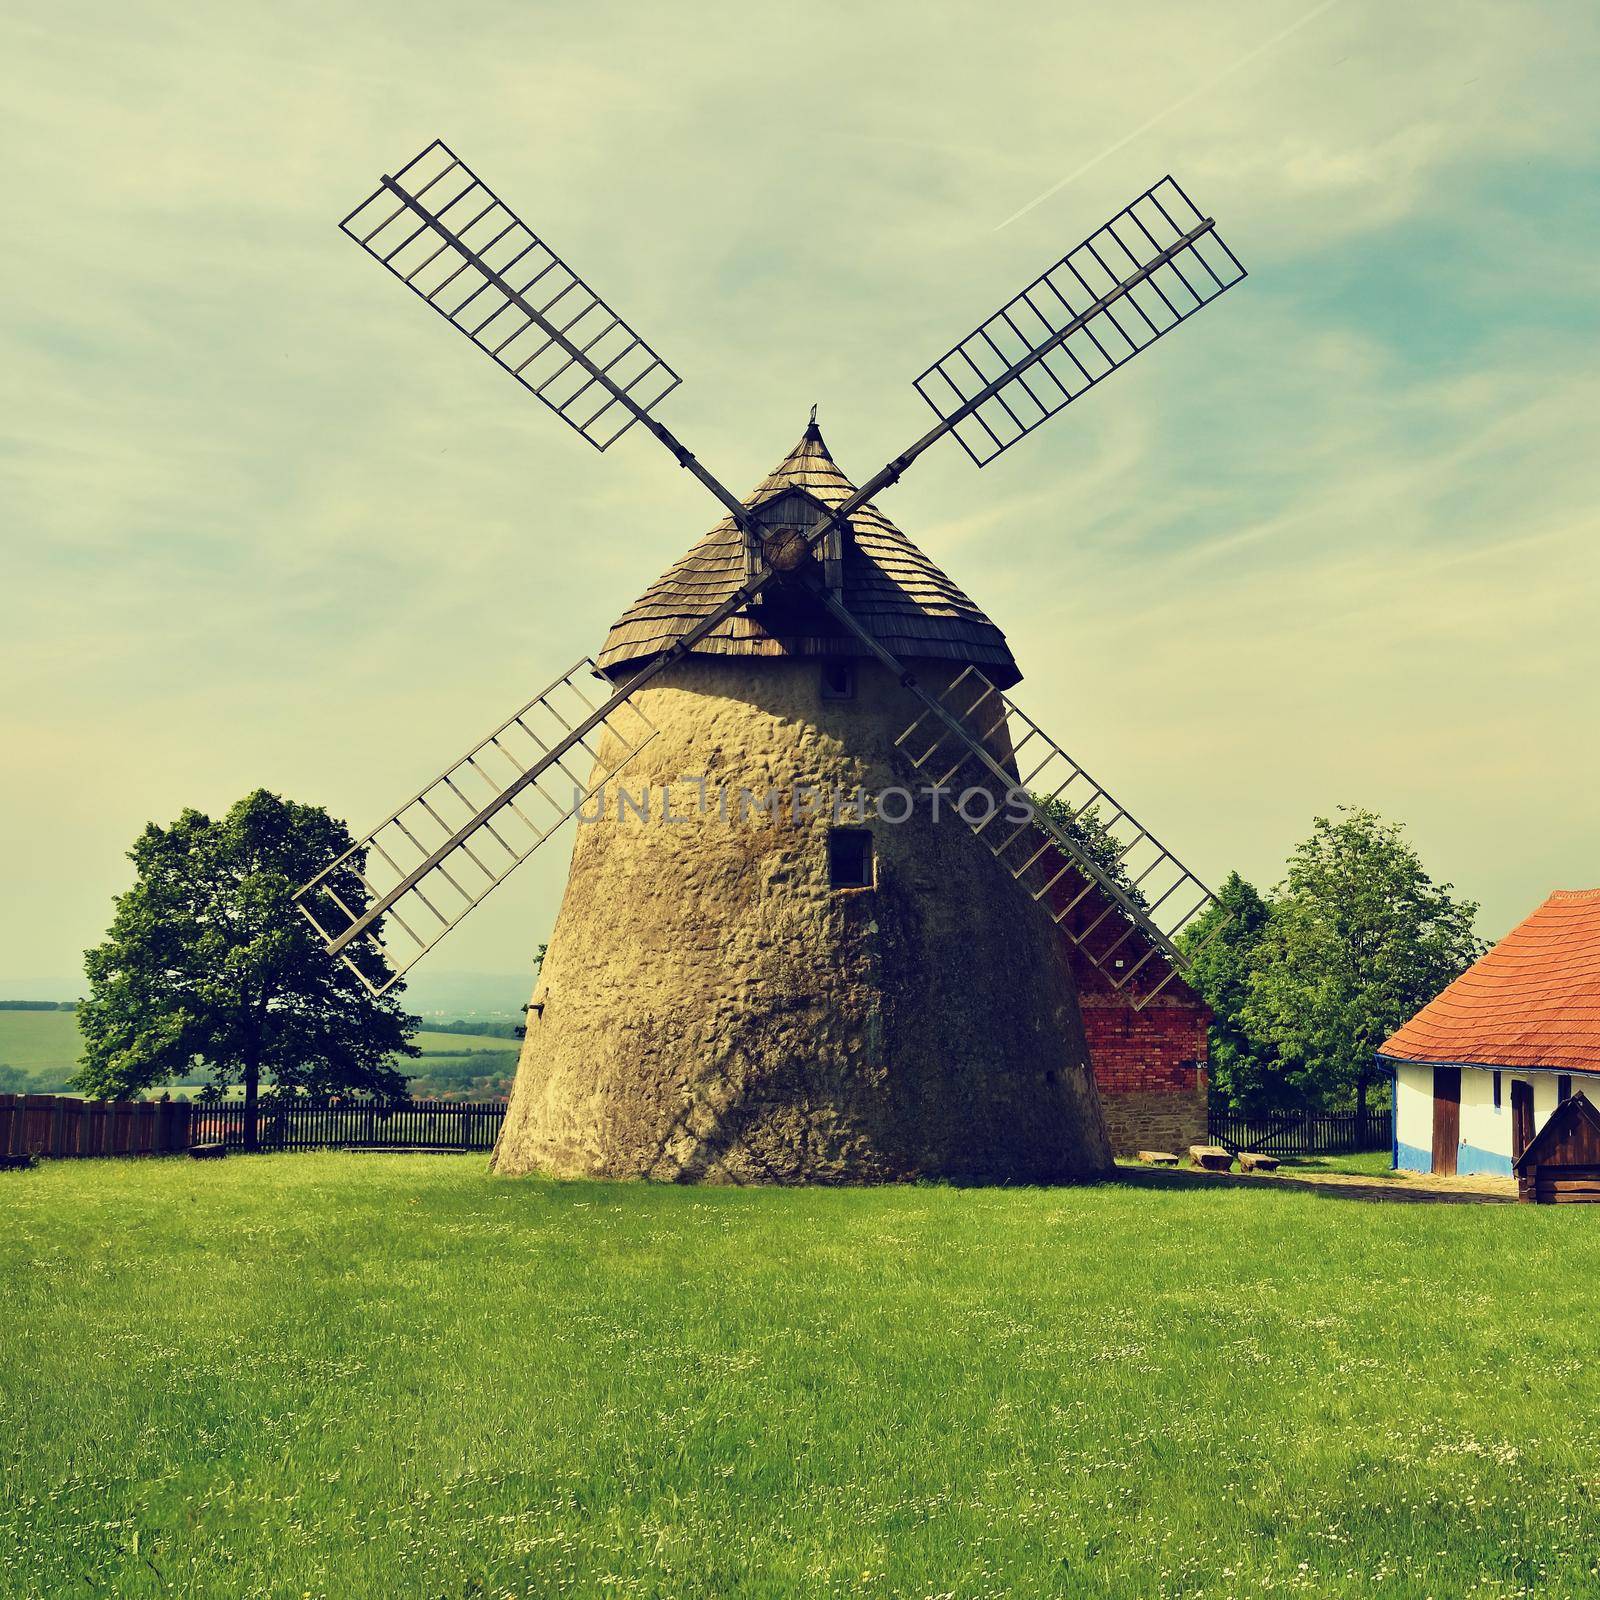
[492,655,1114,1184]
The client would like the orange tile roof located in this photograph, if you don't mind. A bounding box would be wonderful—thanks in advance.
[1381,888,1600,1071]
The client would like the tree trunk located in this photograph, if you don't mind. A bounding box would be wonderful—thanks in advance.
[243,1056,260,1152]
[1356,1071,1369,1149]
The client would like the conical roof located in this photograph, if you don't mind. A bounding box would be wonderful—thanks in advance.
[595,421,1020,686]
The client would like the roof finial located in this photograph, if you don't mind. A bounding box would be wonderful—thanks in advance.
[805,402,821,442]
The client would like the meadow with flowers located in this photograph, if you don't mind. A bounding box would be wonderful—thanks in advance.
[3,1153,1597,1599]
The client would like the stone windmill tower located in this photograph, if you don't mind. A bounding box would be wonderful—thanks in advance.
[298,140,1247,1184]
[498,420,1105,1183]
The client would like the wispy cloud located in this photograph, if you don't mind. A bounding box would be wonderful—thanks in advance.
[1,0,1597,981]
[993,0,1346,231]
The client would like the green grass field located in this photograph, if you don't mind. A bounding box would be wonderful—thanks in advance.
[4,1156,1598,1599]
[0,1009,79,1075]
[407,1029,519,1056]
[1279,1149,1394,1176]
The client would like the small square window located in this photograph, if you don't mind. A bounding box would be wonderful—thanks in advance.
[828,827,874,889]
[820,661,856,700]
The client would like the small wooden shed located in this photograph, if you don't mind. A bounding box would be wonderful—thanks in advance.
[1514,1091,1600,1203]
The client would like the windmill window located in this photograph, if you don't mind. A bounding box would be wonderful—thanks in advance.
[821,661,856,700]
[828,827,874,889]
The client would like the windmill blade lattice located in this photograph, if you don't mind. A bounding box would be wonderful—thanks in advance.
[340,139,681,451]
[894,666,1222,1007]
[914,177,1245,468]
[296,661,657,995]
[302,147,1246,992]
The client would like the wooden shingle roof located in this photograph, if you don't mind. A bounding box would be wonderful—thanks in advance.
[1381,888,1600,1072]
[595,421,1020,686]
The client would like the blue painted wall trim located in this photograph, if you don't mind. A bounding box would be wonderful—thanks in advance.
[1398,1138,1513,1176]
[1457,1142,1513,1177]
[1397,1139,1430,1173]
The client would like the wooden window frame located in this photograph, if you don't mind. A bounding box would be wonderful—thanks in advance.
[820,661,857,701]
[828,826,875,890]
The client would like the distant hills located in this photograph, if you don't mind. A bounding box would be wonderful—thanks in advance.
[0,969,532,1098]
[0,969,532,1021]
[0,1009,523,1100]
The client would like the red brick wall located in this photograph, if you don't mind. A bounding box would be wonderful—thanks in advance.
[1077,982,1210,1093]
[1065,925,1211,1156]
[1025,847,1214,1155]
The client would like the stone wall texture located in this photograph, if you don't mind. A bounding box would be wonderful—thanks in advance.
[1096,1086,1208,1156]
[492,656,1115,1185]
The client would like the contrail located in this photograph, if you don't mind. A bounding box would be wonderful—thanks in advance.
[994,0,1343,231]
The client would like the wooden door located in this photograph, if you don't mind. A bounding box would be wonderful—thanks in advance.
[1511,1079,1535,1162]
[1431,1066,1460,1175]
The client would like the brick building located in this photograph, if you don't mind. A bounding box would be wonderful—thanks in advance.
[1072,951,1210,1154]
[1042,873,1212,1155]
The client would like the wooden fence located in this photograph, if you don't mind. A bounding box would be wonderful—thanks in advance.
[1208,1107,1393,1156]
[192,1098,506,1152]
[0,1093,505,1160]
[0,1094,193,1159]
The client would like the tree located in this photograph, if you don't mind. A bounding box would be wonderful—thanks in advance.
[1176,872,1282,1112]
[1033,796,1147,906]
[76,790,418,1147]
[1242,807,1485,1129]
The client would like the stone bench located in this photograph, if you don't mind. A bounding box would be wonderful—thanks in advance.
[1137,1150,1179,1166]
[1238,1152,1280,1173]
[1188,1144,1235,1172]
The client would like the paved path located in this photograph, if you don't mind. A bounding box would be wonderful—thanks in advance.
[1116,1160,1518,1204]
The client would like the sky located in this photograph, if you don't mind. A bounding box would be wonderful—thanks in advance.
[2,0,1597,995]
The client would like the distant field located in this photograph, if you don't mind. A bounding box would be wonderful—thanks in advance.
[5,1156,1598,1598]
[0,1010,80,1076]
[408,1029,518,1055]
[0,1012,516,1093]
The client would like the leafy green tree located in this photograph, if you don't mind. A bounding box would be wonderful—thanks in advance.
[75,790,418,1146]
[1242,807,1484,1128]
[1033,796,1146,906]
[1176,872,1282,1112]
[0,1063,29,1094]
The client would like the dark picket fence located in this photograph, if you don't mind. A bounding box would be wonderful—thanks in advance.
[1,1094,193,1160]
[1208,1107,1392,1156]
[191,1098,506,1153]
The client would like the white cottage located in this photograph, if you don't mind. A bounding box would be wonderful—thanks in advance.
[1380,888,1600,1177]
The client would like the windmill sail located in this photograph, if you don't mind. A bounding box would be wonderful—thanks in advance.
[913,176,1245,468]
[340,139,681,451]
[894,666,1221,1006]
[296,661,657,996]
[306,150,1245,996]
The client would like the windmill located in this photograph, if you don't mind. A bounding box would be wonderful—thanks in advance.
[298,139,1246,1182]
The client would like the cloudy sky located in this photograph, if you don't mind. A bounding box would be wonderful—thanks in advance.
[3,0,1596,993]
